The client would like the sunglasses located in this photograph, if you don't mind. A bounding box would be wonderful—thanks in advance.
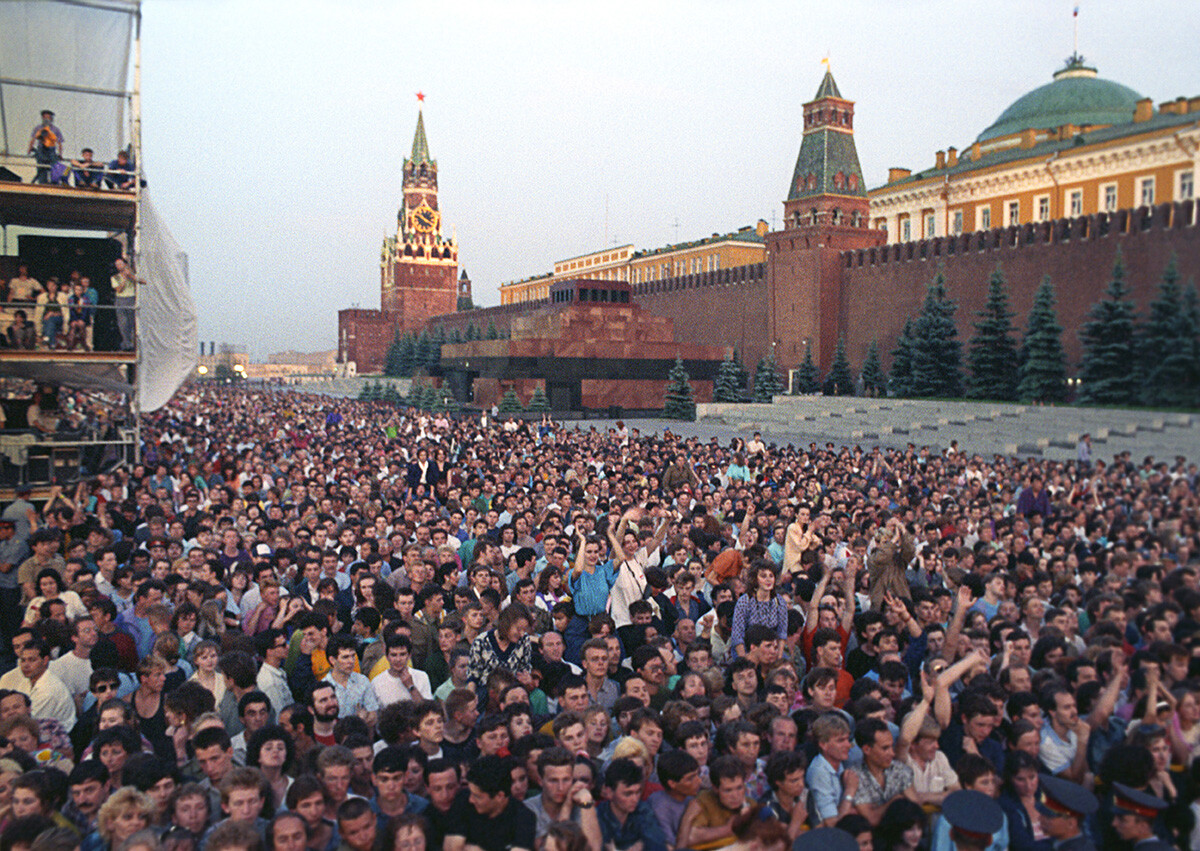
[94,683,118,693]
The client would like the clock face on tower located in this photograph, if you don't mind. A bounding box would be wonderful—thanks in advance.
[409,202,439,234]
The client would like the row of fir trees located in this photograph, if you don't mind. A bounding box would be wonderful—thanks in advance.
[383,320,505,377]
[890,251,1200,406]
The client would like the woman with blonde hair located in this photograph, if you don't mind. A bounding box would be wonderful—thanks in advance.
[133,655,171,761]
[188,640,225,707]
[88,787,153,851]
[581,706,611,759]
[611,737,663,798]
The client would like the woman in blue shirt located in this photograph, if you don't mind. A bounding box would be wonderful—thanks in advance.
[565,531,616,663]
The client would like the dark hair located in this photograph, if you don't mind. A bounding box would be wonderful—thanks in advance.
[464,755,512,797]
[764,751,806,790]
[708,754,746,786]
[874,799,927,851]
[655,750,699,787]
[246,724,295,774]
[192,726,232,753]
[602,757,644,790]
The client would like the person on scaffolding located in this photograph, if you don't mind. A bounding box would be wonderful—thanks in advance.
[27,110,64,185]
[111,257,145,352]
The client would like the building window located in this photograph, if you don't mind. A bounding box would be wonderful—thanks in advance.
[901,219,911,242]
[714,255,720,271]
[1035,195,1050,222]
[1007,200,1020,226]
[1102,183,1118,212]
[1139,177,1155,207]
[952,210,963,235]
[978,206,991,230]
[924,213,936,237]
[1178,170,1194,200]
[1068,189,1083,217]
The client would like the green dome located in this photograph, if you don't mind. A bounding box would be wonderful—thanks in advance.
[976,60,1143,143]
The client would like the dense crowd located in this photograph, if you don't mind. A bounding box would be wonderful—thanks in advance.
[0,384,1197,851]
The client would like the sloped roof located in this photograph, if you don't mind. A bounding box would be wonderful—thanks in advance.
[788,126,867,200]
[812,69,842,101]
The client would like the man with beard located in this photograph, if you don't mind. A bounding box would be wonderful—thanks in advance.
[307,681,339,747]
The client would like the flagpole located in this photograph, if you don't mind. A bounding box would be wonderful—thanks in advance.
[1073,6,1079,57]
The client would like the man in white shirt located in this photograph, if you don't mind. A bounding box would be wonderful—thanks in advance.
[14,639,75,731]
[372,635,431,705]
[48,615,97,708]
[255,628,294,716]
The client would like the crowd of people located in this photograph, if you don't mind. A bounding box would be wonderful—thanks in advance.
[3,257,145,353]
[0,383,1196,851]
[27,110,136,190]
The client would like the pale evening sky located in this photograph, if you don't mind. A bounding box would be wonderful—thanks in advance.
[136,0,1199,358]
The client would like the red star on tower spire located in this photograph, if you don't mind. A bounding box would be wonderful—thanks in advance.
[416,91,425,102]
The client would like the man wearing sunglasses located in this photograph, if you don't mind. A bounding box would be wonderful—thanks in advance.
[69,667,121,756]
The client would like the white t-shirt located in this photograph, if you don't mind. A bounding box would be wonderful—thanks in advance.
[372,668,432,705]
[48,652,92,703]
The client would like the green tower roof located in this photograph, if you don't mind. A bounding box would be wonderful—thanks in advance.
[409,110,432,165]
[976,57,1143,143]
[788,71,866,201]
[813,69,841,100]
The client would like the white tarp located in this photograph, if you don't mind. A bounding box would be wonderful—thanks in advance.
[0,0,137,159]
[136,193,196,411]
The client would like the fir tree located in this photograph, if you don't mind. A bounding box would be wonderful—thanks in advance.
[966,266,1018,400]
[382,382,400,404]
[890,319,917,397]
[860,341,886,397]
[406,380,422,408]
[1017,275,1068,404]
[732,349,749,395]
[498,388,523,413]
[910,268,962,398]
[421,384,439,412]
[824,334,855,396]
[753,352,783,402]
[527,385,550,412]
[663,357,696,420]
[398,333,416,376]
[1078,250,1138,406]
[793,341,821,394]
[466,323,479,341]
[431,390,448,413]
[383,332,404,377]
[357,381,373,401]
[1183,281,1200,407]
[1138,257,1198,407]
[714,354,741,402]
[414,331,430,372]
[486,321,499,340]
[449,327,463,344]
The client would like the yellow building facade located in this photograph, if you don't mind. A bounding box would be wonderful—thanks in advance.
[500,223,768,305]
[870,59,1200,241]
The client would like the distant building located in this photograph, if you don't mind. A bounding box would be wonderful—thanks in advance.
[500,224,769,305]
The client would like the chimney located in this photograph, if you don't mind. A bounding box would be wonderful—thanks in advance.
[756,219,769,237]
[946,147,958,167]
[887,167,912,183]
[970,142,982,161]
[935,150,946,169]
[1020,128,1038,149]
[1134,98,1153,122]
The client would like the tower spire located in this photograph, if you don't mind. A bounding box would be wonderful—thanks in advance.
[410,110,431,166]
